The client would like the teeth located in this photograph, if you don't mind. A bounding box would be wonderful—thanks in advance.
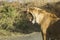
[32,20,35,24]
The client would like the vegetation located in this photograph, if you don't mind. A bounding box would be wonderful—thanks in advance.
[0,1,30,36]
[0,1,60,36]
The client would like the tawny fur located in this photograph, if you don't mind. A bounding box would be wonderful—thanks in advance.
[26,7,60,40]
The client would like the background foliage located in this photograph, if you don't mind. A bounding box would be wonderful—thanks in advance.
[0,1,60,36]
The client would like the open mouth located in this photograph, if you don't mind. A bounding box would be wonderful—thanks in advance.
[21,11,34,22]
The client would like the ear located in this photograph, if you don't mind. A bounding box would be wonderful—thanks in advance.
[29,7,34,11]
[27,7,34,12]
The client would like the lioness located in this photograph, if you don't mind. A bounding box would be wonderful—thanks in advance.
[26,7,60,40]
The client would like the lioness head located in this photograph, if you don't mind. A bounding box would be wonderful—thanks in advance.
[26,7,59,24]
[27,7,46,24]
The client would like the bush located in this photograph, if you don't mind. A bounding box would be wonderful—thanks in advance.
[0,2,34,35]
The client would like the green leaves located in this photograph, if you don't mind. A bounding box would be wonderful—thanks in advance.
[0,2,18,30]
[0,2,34,34]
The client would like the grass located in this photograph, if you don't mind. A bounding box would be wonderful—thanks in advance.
[0,29,24,36]
[0,1,60,37]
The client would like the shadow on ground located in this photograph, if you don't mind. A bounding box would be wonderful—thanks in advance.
[15,21,41,34]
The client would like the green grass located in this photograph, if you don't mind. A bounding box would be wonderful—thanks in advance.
[0,1,60,36]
